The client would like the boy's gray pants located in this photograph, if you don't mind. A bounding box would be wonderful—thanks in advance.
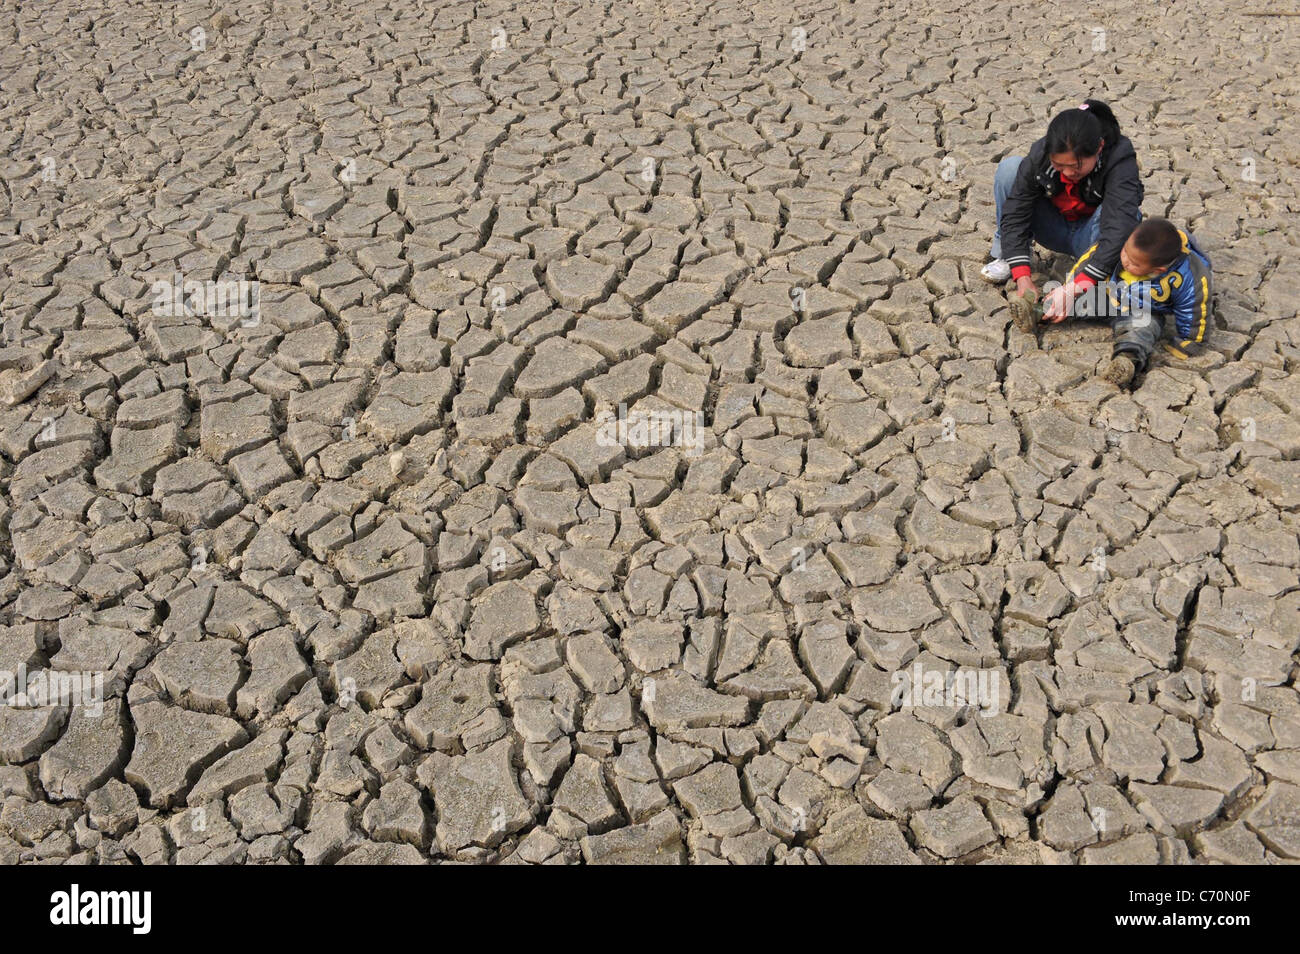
[1111,313,1162,370]
[1071,287,1163,370]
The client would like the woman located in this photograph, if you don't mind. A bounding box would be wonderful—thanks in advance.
[983,100,1144,329]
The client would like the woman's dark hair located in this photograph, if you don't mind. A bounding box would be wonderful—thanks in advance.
[1045,99,1121,158]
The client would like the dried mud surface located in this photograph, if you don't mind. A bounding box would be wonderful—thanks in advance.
[0,1,1297,865]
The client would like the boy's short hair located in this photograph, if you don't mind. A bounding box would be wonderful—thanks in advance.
[1129,218,1184,268]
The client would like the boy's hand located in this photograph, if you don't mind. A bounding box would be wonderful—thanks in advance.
[1163,338,1203,360]
[1042,282,1077,323]
[1014,275,1037,298]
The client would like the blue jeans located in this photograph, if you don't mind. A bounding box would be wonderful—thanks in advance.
[991,155,1103,261]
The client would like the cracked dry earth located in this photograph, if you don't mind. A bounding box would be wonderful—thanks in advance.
[0,0,1298,868]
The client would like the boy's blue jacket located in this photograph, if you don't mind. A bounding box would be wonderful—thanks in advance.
[1067,229,1213,342]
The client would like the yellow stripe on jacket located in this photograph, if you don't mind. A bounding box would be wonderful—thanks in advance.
[1067,244,1098,284]
[1195,275,1208,343]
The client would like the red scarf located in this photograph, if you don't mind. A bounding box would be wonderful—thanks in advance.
[1052,176,1096,221]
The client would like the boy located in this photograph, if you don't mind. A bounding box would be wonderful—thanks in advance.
[1015,217,1212,387]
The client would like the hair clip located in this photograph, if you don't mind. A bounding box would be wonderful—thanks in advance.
[1079,103,1089,110]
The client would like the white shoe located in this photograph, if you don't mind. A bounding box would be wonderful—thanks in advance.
[980,259,1011,283]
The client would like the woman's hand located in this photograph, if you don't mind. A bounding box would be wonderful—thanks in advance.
[1042,282,1077,323]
